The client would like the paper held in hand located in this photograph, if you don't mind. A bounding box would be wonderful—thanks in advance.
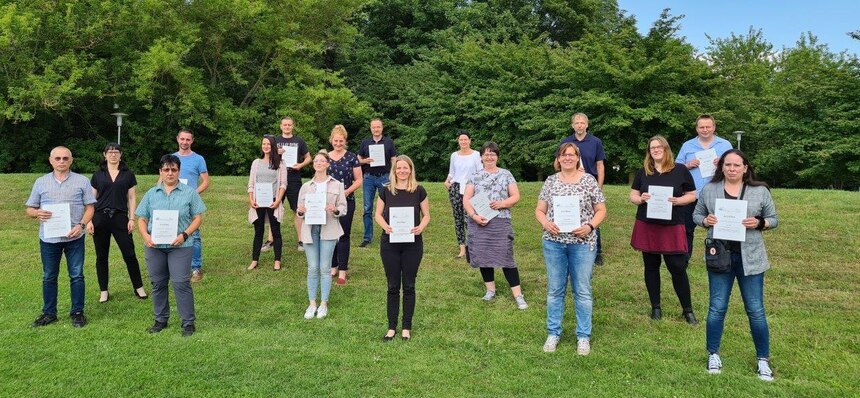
[552,195,581,233]
[151,210,180,245]
[368,144,386,167]
[469,191,499,221]
[282,146,298,168]
[255,183,274,208]
[42,203,71,239]
[695,148,718,179]
[389,207,415,243]
[646,185,673,220]
[713,198,747,242]
[304,192,327,225]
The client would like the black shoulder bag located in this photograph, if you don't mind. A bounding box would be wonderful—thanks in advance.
[704,184,745,273]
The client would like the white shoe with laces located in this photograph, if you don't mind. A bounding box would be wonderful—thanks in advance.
[481,290,496,301]
[514,295,528,310]
[707,353,722,374]
[757,358,774,381]
[316,305,328,319]
[304,305,317,320]
[543,335,560,353]
[576,338,591,356]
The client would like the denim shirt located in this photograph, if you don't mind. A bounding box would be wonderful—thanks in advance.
[136,183,207,249]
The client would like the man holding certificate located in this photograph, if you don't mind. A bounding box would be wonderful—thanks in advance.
[136,154,207,337]
[375,155,429,342]
[535,143,606,355]
[675,115,733,260]
[247,136,287,271]
[462,142,527,310]
[694,149,778,381]
[358,119,397,247]
[273,117,311,252]
[26,146,96,328]
[628,136,698,324]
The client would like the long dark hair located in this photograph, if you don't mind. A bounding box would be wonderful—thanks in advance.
[711,149,769,188]
[261,135,281,170]
[98,142,129,172]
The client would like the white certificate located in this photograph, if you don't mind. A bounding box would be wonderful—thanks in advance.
[469,191,499,221]
[695,148,718,179]
[368,144,386,167]
[389,207,415,243]
[282,145,298,167]
[646,185,673,220]
[255,183,274,208]
[713,199,748,242]
[552,195,581,233]
[151,209,179,245]
[179,178,189,185]
[304,192,327,225]
[458,181,467,195]
[42,203,71,239]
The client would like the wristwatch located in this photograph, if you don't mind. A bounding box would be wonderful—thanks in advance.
[78,223,86,229]
[181,231,189,240]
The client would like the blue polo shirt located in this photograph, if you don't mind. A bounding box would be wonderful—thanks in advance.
[26,171,97,243]
[174,151,208,190]
[559,133,606,179]
[674,135,733,196]
[136,183,207,248]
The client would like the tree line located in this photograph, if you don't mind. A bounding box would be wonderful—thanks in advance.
[2,1,858,189]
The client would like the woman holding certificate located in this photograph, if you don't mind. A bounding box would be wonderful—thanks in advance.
[444,130,482,258]
[135,154,206,337]
[462,142,526,309]
[326,125,363,285]
[628,136,698,324]
[535,143,606,355]
[297,150,347,320]
[375,155,430,342]
[87,142,147,303]
[247,136,287,271]
[693,149,778,381]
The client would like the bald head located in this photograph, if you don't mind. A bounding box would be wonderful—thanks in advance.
[49,146,73,173]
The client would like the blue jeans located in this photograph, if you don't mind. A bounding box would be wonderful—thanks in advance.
[191,230,202,271]
[305,226,338,302]
[706,252,770,358]
[543,239,596,339]
[40,238,86,315]
[362,173,389,242]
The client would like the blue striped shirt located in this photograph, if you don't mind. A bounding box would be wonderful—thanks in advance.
[135,183,207,248]
[26,171,97,243]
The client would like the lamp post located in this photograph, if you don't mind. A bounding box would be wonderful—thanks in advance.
[111,105,128,145]
[733,131,745,151]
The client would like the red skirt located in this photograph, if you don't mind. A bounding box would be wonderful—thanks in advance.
[630,219,688,254]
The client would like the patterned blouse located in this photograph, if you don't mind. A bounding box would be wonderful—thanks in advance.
[467,168,517,219]
[327,151,360,200]
[538,172,606,247]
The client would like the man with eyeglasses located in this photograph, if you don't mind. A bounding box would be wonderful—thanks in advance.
[26,146,96,328]
[559,113,606,265]
[173,129,210,282]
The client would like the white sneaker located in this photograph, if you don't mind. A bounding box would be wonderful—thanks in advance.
[707,353,722,374]
[297,242,305,252]
[543,335,560,353]
[260,241,273,252]
[481,290,496,301]
[514,295,528,310]
[757,358,774,382]
[316,305,328,319]
[576,338,591,356]
[303,305,317,320]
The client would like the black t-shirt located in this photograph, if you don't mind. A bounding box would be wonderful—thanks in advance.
[378,185,427,243]
[273,135,309,183]
[91,169,138,212]
[358,136,397,176]
[630,164,694,225]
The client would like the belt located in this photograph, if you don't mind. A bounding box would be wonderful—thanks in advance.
[100,208,127,218]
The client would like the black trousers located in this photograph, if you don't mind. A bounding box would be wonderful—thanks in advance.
[381,239,423,330]
[683,200,698,260]
[642,252,693,311]
[252,207,282,261]
[92,211,143,291]
[479,267,521,287]
[331,199,355,271]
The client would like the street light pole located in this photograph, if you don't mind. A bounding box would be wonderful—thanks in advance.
[111,107,128,145]
[733,131,745,151]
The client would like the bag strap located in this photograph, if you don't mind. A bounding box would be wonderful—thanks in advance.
[739,183,747,200]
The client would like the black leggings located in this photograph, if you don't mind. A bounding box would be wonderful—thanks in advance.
[331,199,355,271]
[642,252,692,311]
[381,239,423,330]
[479,267,520,288]
[252,207,282,261]
[92,211,143,291]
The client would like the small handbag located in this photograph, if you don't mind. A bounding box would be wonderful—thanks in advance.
[704,238,731,273]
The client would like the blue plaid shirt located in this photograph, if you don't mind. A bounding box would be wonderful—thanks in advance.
[26,171,96,243]
[136,183,207,248]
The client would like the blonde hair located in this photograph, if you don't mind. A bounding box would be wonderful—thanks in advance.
[643,135,676,175]
[387,155,419,194]
[554,143,581,172]
[330,125,348,142]
[314,149,331,164]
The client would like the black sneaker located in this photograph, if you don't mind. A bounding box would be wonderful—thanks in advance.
[181,324,196,337]
[148,321,168,334]
[70,312,87,328]
[594,253,604,266]
[32,313,58,327]
[359,240,371,248]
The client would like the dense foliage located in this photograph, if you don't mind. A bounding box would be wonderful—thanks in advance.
[2,0,858,188]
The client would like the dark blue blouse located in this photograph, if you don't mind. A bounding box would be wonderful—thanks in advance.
[328,151,360,200]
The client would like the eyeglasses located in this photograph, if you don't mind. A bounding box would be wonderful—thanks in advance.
[160,168,179,173]
[482,153,498,158]
[106,151,121,155]
[649,146,664,151]
[313,159,329,164]
[53,156,71,161]
[559,153,578,158]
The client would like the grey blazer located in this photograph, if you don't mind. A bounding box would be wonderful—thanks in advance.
[693,181,778,276]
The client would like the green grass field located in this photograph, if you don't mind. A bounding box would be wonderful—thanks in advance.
[1,174,858,397]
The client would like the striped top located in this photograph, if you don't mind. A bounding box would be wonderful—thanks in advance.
[26,171,96,243]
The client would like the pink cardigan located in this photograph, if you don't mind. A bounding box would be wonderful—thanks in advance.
[297,176,347,242]
[247,159,288,223]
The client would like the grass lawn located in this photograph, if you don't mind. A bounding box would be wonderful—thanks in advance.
[1,173,858,397]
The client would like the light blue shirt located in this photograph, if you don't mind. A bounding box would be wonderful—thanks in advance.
[174,151,208,190]
[136,183,207,248]
[674,136,733,197]
[26,172,97,243]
